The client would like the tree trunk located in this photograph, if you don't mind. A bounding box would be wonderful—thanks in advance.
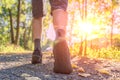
[78,0,84,56]
[85,0,87,20]
[110,0,116,47]
[15,0,21,45]
[23,23,32,49]
[23,27,27,49]
[82,0,85,21]
[90,40,93,49]
[8,9,14,44]
[27,25,32,41]
[79,37,83,57]
[111,12,114,47]
[84,0,87,57]
[84,34,87,56]
[78,0,88,57]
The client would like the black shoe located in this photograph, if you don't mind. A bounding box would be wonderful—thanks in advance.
[53,40,73,74]
[32,49,42,64]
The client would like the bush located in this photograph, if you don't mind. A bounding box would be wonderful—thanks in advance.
[0,44,28,53]
[70,43,120,61]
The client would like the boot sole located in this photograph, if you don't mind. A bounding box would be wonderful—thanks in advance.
[53,40,73,74]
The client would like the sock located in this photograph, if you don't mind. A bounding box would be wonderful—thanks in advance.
[34,39,40,50]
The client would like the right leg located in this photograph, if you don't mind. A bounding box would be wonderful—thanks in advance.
[50,0,73,74]
[31,0,43,64]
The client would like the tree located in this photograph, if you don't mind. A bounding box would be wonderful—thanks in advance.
[8,8,15,43]
[110,0,119,47]
[15,0,21,45]
[77,0,88,57]
[0,0,16,44]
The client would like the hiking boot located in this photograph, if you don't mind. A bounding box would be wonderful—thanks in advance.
[53,39,73,74]
[32,48,42,64]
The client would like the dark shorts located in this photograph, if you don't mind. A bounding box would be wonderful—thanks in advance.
[32,0,68,18]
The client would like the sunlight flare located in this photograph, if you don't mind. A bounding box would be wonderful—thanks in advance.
[79,22,94,34]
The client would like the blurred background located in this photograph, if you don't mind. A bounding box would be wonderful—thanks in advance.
[0,0,120,60]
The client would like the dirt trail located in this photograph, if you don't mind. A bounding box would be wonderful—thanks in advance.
[0,53,120,80]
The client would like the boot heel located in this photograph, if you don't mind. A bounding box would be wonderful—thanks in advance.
[32,55,42,64]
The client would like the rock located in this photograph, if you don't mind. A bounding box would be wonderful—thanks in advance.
[62,76,67,80]
[21,73,31,77]
[78,73,91,77]
[44,75,52,79]
[0,53,120,80]
[25,77,41,80]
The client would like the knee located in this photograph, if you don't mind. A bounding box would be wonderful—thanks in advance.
[32,17,42,23]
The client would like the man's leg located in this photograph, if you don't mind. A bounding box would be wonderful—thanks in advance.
[50,0,73,74]
[31,0,43,64]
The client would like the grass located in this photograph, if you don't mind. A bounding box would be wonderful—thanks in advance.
[0,44,31,54]
[87,48,120,61]
[70,46,120,61]
[0,44,120,61]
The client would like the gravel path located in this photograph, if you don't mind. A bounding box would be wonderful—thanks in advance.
[0,53,120,80]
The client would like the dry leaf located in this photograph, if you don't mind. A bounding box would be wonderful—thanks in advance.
[78,67,85,73]
[97,69,111,75]
[72,64,79,69]
[78,73,91,77]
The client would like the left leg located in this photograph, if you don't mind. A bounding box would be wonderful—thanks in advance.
[31,0,43,64]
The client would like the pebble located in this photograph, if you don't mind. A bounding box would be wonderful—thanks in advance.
[0,53,120,80]
[44,75,52,79]
[25,77,42,80]
[62,76,67,80]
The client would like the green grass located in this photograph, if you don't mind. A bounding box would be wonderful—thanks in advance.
[0,44,31,54]
[87,48,120,60]
[0,44,120,61]
[70,46,120,61]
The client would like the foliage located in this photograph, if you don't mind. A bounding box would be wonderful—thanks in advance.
[70,43,120,60]
[0,44,27,53]
[0,0,120,62]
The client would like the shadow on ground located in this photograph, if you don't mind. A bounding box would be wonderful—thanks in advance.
[0,53,71,80]
[0,53,120,80]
